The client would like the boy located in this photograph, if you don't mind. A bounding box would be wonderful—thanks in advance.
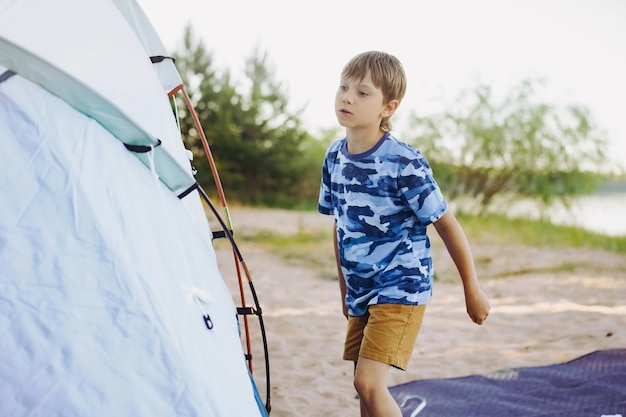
[317,51,491,417]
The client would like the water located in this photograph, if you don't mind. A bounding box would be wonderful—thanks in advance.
[551,192,626,237]
[508,192,626,237]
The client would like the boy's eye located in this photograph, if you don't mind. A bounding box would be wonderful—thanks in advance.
[359,91,368,96]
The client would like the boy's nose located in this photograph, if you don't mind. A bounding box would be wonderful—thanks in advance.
[342,94,352,104]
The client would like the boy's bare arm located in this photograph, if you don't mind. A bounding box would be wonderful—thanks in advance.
[433,211,491,324]
[333,226,349,319]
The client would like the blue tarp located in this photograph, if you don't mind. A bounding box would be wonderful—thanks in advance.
[390,349,626,417]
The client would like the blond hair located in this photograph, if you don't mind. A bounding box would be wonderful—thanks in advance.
[341,51,407,131]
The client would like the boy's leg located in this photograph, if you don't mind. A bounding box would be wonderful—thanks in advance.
[354,357,401,417]
[353,361,371,417]
[344,305,426,416]
[352,304,426,417]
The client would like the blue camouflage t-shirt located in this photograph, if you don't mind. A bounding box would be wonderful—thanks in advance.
[318,132,448,316]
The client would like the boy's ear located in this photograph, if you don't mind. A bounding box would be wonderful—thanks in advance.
[382,99,400,117]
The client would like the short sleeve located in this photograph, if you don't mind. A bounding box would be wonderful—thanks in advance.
[397,153,447,225]
[317,142,340,216]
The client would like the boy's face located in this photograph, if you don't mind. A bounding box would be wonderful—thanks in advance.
[335,71,396,130]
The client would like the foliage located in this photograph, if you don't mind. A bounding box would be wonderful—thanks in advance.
[171,26,612,212]
[408,79,609,215]
[173,25,324,207]
[172,25,236,192]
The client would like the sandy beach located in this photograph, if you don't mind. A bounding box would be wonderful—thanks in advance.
[211,207,626,417]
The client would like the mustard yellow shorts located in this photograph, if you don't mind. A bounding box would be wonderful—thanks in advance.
[343,304,426,371]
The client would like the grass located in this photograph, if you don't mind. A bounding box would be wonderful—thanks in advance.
[458,213,626,253]
[234,228,336,277]
[223,213,626,279]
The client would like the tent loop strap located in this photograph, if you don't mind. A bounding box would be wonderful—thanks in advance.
[0,69,16,84]
[212,229,234,239]
[177,182,199,199]
[150,55,176,64]
[120,140,200,201]
[237,306,261,316]
[123,139,162,153]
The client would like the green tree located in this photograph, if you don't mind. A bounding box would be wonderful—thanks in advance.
[172,25,239,193]
[173,26,317,207]
[408,79,609,214]
[212,47,314,206]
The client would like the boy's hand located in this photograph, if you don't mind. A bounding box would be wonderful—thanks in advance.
[465,287,491,325]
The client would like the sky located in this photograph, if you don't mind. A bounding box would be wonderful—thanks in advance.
[138,0,626,169]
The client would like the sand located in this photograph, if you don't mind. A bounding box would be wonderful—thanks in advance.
[210,207,626,417]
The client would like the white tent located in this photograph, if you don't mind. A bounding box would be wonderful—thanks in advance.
[0,1,268,416]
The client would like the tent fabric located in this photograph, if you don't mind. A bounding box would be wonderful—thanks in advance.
[390,349,626,417]
[112,0,184,95]
[0,67,265,417]
[0,1,267,416]
[0,0,194,196]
